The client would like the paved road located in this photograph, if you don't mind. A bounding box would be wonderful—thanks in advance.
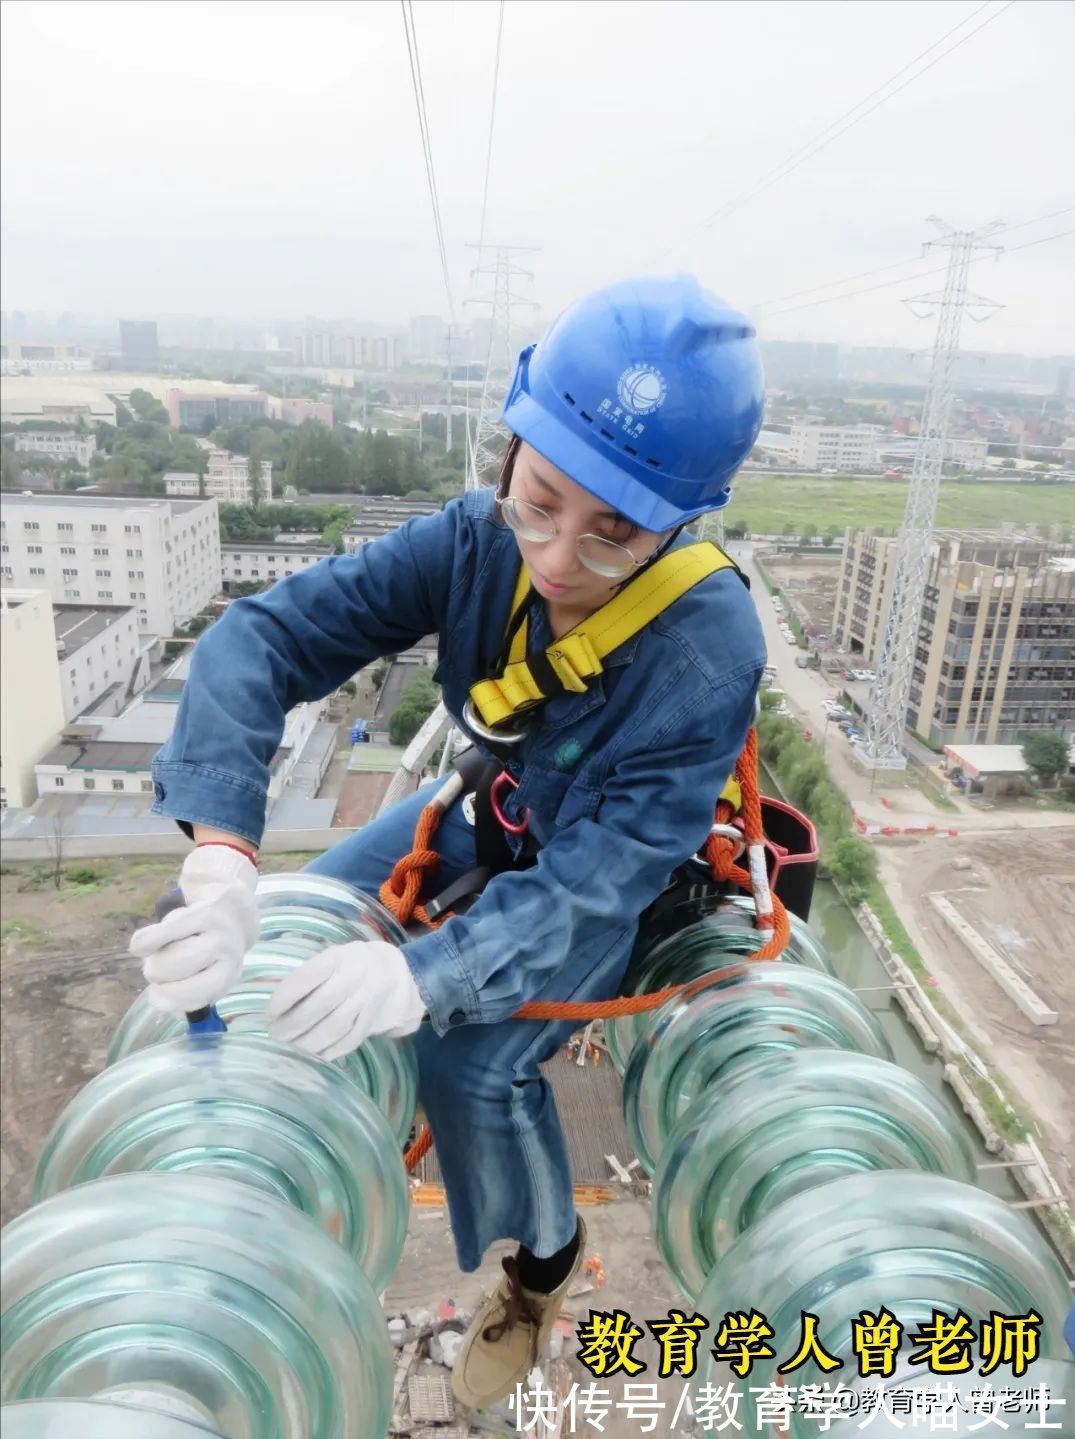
[371,658,425,731]
[733,543,950,817]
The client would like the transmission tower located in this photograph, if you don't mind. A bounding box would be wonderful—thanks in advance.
[465,245,539,489]
[860,219,1003,771]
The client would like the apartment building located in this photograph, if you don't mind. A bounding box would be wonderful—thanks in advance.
[790,423,882,472]
[834,529,1075,746]
[222,541,331,591]
[165,449,273,505]
[13,431,97,467]
[0,492,220,636]
[0,590,66,808]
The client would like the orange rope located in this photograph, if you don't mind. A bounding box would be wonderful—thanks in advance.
[384,726,791,1170]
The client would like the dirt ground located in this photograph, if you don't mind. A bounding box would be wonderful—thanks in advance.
[0,854,319,1224]
[0,855,684,1437]
[759,551,843,641]
[876,828,1075,1201]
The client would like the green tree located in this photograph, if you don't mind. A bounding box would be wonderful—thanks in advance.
[822,525,838,547]
[1022,731,1070,788]
[827,835,877,900]
[388,669,439,745]
[128,388,170,424]
[368,429,402,494]
[1,445,20,489]
[247,442,266,507]
[285,422,355,492]
[321,517,346,554]
[800,522,818,546]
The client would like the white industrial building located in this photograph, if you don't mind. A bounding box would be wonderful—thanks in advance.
[35,656,331,807]
[790,423,883,472]
[0,492,221,637]
[165,449,273,505]
[13,431,97,467]
[0,392,117,427]
[943,436,990,468]
[1,342,95,374]
[221,541,332,591]
[53,603,153,720]
[0,590,66,809]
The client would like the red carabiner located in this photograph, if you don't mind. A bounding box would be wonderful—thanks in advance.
[490,770,530,835]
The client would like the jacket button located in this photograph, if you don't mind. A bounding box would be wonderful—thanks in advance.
[448,1009,466,1026]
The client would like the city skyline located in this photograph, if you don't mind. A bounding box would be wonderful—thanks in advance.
[2,1,1073,355]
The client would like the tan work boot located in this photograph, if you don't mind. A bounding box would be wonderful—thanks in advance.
[452,1217,586,1411]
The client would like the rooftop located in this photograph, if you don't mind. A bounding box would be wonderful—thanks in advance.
[53,604,134,657]
[222,541,332,554]
[943,744,1030,777]
[0,492,211,515]
[40,739,161,772]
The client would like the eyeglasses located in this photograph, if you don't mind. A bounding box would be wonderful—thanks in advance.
[497,495,647,579]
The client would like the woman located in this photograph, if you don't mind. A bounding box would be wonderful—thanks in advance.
[131,273,767,1410]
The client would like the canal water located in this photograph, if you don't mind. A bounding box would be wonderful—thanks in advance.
[805,876,1023,1207]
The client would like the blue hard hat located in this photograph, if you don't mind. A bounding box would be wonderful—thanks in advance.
[502,274,764,532]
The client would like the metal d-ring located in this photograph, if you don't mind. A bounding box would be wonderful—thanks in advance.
[687,820,746,871]
[461,698,529,747]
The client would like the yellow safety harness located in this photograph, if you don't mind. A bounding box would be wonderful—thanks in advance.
[468,542,735,730]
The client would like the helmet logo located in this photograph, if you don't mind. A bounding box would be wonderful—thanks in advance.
[617,363,666,416]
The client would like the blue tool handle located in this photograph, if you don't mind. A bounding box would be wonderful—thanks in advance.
[155,887,228,1034]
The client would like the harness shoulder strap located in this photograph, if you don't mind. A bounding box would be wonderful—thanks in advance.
[470,542,734,729]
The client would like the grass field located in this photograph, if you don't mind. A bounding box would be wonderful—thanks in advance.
[727,474,1073,535]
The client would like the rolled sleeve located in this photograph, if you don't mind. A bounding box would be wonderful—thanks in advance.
[151,502,466,843]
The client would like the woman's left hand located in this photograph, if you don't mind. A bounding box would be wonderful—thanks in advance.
[267,940,426,1060]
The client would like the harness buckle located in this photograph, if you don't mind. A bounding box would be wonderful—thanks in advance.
[490,770,530,835]
[462,697,530,747]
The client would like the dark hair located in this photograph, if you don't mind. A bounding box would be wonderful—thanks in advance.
[495,433,522,503]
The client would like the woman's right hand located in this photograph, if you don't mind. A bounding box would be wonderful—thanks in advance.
[129,845,260,1014]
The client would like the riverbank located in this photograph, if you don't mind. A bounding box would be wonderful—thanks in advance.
[757,748,1074,1270]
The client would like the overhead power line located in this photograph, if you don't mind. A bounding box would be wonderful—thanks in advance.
[752,211,1075,313]
[476,1,506,262]
[759,223,1074,319]
[401,0,455,319]
[670,0,1013,256]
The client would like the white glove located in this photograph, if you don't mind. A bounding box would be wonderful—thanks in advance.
[129,846,260,1014]
[266,940,426,1061]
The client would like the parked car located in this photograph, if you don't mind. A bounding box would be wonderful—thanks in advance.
[795,655,809,669]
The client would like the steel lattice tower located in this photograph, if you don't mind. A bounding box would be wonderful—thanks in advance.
[465,245,539,490]
[860,219,1002,771]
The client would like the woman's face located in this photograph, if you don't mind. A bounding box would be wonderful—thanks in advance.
[507,442,664,615]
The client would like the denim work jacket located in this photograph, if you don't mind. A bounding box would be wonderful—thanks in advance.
[152,489,767,1033]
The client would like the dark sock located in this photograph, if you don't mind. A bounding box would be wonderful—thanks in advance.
[515,1217,582,1294]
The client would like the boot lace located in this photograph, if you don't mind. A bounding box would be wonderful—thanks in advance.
[482,1256,545,1344]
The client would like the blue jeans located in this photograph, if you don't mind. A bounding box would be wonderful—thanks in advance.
[305,782,636,1273]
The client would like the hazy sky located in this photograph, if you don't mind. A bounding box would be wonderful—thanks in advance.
[2,0,1073,352]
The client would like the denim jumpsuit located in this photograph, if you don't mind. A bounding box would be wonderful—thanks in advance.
[151,488,766,1272]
